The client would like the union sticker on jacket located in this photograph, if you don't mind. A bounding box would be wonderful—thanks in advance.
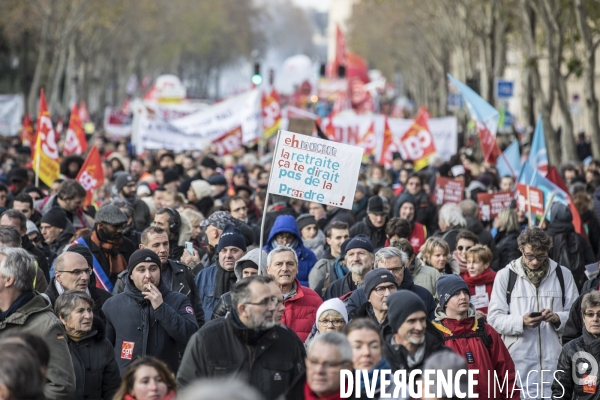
[185,306,194,315]
[121,341,135,360]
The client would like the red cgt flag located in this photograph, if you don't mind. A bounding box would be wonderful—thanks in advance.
[21,112,34,149]
[64,104,88,155]
[213,126,243,156]
[76,146,104,207]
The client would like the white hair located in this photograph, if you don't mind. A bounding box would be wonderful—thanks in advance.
[439,203,467,228]
[375,247,408,266]
[0,248,36,292]
[308,331,353,363]
[266,245,298,267]
[177,378,263,400]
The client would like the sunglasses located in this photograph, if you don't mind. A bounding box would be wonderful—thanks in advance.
[457,245,472,252]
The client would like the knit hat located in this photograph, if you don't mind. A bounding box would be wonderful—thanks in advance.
[40,208,67,230]
[387,290,427,333]
[316,298,349,324]
[396,191,417,209]
[200,211,237,229]
[207,174,227,186]
[127,249,162,273]
[217,224,247,253]
[67,244,93,267]
[344,234,374,254]
[137,184,151,197]
[163,169,179,185]
[436,274,470,310]
[114,172,135,193]
[26,220,39,235]
[95,205,128,226]
[356,183,369,195]
[296,214,317,231]
[367,196,386,214]
[363,269,398,299]
[233,165,247,176]
[190,180,212,199]
[9,167,28,182]
[200,157,218,170]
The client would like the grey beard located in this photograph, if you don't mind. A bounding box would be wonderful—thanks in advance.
[349,264,369,276]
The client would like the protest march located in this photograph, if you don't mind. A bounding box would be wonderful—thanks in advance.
[3,1,600,400]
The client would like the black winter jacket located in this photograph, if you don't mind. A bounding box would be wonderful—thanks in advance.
[349,216,387,249]
[349,302,392,337]
[23,234,50,281]
[112,259,204,328]
[553,329,600,399]
[563,276,599,345]
[491,230,520,271]
[176,311,306,400]
[383,321,451,374]
[81,234,137,285]
[323,271,358,300]
[102,276,198,374]
[66,320,121,400]
[465,216,495,251]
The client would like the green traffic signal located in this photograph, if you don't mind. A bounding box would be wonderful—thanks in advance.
[252,74,263,85]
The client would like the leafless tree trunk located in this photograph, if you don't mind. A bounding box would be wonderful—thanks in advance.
[28,0,53,113]
[573,0,600,158]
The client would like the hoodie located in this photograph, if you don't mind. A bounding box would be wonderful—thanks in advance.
[264,215,317,286]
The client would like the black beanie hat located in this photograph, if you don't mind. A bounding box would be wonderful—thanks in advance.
[436,274,470,310]
[127,249,162,273]
[201,156,219,170]
[344,234,374,254]
[387,290,427,333]
[67,244,93,267]
[296,214,317,231]
[40,208,67,230]
[239,259,259,272]
[367,196,385,214]
[363,268,398,299]
[217,224,247,253]
[339,238,352,260]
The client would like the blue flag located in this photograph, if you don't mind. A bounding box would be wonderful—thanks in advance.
[497,140,520,179]
[528,115,548,175]
[518,161,568,207]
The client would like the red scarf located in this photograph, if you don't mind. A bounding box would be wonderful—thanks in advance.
[124,391,175,400]
[304,382,344,400]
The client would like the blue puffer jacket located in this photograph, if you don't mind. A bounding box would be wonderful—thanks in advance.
[263,215,317,287]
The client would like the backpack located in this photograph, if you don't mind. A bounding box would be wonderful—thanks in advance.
[505,264,565,312]
[438,317,492,351]
[554,233,584,278]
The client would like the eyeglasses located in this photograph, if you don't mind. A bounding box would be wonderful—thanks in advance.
[245,296,278,308]
[373,284,397,296]
[584,312,600,319]
[306,358,348,370]
[522,253,548,262]
[56,268,92,276]
[457,246,472,252]
[318,319,346,327]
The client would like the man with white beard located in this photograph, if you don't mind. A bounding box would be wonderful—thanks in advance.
[323,234,374,300]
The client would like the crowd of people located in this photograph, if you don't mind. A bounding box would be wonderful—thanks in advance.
[2,135,600,400]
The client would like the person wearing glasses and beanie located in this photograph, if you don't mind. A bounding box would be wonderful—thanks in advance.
[488,226,578,399]
[177,275,306,399]
[305,297,349,347]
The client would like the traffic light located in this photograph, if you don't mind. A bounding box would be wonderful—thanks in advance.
[252,63,262,86]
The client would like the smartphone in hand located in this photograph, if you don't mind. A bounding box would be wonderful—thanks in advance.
[185,241,194,256]
[529,312,542,318]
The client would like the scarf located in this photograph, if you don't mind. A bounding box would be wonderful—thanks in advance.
[0,291,34,322]
[358,357,391,394]
[91,227,127,276]
[282,280,297,300]
[304,381,344,400]
[452,250,467,274]
[124,391,175,400]
[214,263,237,299]
[333,258,349,280]
[461,267,496,286]
[520,257,549,288]
[54,279,90,297]
[406,340,426,368]
[583,327,600,357]
[270,237,298,251]
[352,196,368,214]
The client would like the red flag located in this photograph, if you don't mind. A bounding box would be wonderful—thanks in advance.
[79,101,89,122]
[379,118,395,166]
[64,104,88,155]
[213,126,243,156]
[478,124,502,164]
[76,146,104,207]
[261,88,281,139]
[327,24,347,78]
[356,121,376,159]
[55,116,64,138]
[397,106,437,170]
[546,166,585,237]
[21,112,34,149]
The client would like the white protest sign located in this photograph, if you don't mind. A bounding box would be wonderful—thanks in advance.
[0,95,24,136]
[269,130,363,210]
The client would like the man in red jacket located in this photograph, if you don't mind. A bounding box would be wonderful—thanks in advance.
[266,245,322,341]
[431,275,520,400]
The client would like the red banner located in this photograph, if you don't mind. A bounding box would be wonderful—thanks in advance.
[397,106,437,170]
[434,177,464,205]
[76,146,104,207]
[262,88,281,139]
[214,126,243,156]
[477,191,515,221]
[21,112,34,150]
[64,103,88,155]
[516,183,544,215]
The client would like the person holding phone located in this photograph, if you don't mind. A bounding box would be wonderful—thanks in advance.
[488,226,579,399]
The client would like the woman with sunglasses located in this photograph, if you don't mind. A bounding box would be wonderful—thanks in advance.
[452,230,479,274]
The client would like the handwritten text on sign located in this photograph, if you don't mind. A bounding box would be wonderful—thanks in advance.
[516,183,544,215]
[434,177,464,205]
[269,130,363,210]
[477,191,515,221]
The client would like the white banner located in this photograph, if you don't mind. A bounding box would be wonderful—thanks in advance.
[134,90,261,153]
[0,95,24,136]
[269,130,363,210]
[103,108,132,138]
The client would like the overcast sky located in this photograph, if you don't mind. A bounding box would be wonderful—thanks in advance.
[290,0,331,12]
